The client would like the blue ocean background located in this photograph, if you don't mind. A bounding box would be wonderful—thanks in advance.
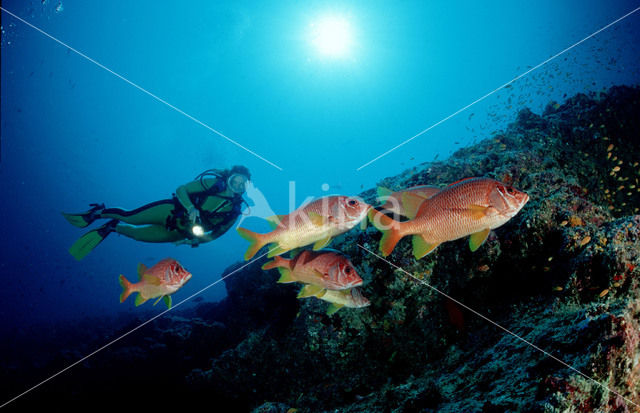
[1,0,639,355]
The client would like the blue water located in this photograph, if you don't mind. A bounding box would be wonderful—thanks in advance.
[1,0,639,338]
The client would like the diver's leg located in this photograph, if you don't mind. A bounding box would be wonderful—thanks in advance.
[115,223,184,243]
[100,200,176,226]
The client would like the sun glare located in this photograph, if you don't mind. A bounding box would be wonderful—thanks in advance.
[309,15,353,58]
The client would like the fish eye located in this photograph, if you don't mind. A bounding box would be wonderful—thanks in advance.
[345,267,351,273]
[347,199,358,206]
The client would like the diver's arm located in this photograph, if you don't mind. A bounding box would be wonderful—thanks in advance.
[175,178,219,215]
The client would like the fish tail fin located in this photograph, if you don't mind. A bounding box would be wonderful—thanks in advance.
[118,275,133,303]
[236,227,267,260]
[261,255,288,271]
[368,209,404,256]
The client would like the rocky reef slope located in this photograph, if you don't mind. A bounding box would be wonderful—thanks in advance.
[3,86,639,412]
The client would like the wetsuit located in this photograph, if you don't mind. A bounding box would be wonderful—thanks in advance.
[99,177,243,244]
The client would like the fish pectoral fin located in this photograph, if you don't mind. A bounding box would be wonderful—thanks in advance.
[277,268,296,283]
[469,228,491,252]
[326,303,344,316]
[313,269,326,279]
[142,273,162,285]
[312,236,332,251]
[163,295,172,309]
[265,215,285,230]
[401,192,429,220]
[297,284,325,298]
[307,212,327,227]
[467,204,494,220]
[137,263,148,280]
[412,235,439,259]
[134,293,148,307]
[267,243,289,258]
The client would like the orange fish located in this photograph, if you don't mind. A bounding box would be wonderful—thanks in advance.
[377,185,441,218]
[119,258,192,308]
[369,177,529,258]
[262,250,363,294]
[237,196,370,260]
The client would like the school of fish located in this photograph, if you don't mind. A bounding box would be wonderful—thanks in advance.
[112,177,527,317]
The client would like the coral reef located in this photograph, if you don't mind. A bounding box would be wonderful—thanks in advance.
[3,85,639,411]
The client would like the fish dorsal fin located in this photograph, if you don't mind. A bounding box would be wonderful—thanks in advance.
[265,215,284,230]
[377,186,393,202]
[312,236,332,251]
[297,284,326,298]
[326,303,344,316]
[163,295,172,309]
[469,228,490,252]
[134,293,148,306]
[137,263,148,280]
[142,273,162,285]
[401,192,429,219]
[277,268,296,283]
[412,234,439,259]
[447,177,477,187]
[307,212,326,227]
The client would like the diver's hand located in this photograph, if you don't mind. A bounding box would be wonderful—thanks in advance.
[187,206,200,224]
[174,238,200,247]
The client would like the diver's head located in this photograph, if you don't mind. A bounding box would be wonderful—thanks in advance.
[227,165,250,194]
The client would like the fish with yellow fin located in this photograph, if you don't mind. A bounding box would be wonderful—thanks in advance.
[119,258,192,309]
[237,196,370,260]
[298,286,370,315]
[369,178,529,258]
[262,249,363,293]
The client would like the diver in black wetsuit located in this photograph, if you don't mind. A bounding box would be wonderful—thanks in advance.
[63,165,250,260]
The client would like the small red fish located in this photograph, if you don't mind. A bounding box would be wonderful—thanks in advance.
[119,258,192,308]
[369,177,529,258]
[377,185,441,219]
[238,196,370,260]
[262,250,363,293]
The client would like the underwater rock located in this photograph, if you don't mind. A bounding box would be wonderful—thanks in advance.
[5,86,639,411]
[185,86,640,412]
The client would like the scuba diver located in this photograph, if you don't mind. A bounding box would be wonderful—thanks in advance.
[63,166,251,260]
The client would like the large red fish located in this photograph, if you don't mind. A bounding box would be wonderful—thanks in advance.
[369,178,529,259]
[237,195,370,260]
[262,250,363,294]
[119,258,192,309]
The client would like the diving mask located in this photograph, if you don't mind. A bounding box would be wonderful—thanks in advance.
[227,174,248,194]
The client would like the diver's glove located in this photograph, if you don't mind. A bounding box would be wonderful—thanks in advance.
[187,206,200,224]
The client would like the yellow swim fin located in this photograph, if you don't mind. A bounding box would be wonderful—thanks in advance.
[67,220,117,261]
[68,229,106,261]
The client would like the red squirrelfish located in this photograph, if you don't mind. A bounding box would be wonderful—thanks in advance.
[237,195,370,260]
[262,250,363,295]
[369,177,529,259]
[298,286,370,315]
[377,185,441,218]
[119,258,192,309]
